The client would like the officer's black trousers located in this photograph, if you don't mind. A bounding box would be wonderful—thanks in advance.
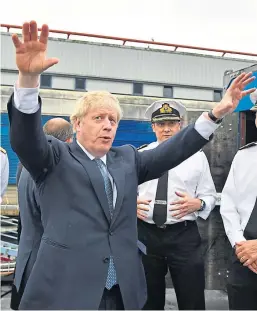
[137,219,205,310]
[227,253,257,310]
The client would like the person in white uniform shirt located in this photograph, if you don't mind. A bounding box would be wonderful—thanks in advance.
[0,147,9,204]
[137,100,217,310]
[220,96,257,310]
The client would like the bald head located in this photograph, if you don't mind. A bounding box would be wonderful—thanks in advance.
[43,118,73,142]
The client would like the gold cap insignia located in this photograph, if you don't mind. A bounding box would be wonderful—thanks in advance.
[160,103,172,114]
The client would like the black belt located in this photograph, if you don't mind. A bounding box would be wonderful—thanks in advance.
[138,219,195,230]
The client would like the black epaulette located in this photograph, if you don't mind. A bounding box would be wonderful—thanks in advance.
[137,144,148,151]
[239,142,257,150]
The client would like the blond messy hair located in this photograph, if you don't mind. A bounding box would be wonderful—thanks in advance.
[70,91,122,129]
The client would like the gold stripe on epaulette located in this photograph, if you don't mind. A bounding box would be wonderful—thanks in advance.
[0,147,6,154]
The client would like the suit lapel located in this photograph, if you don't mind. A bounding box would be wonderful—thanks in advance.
[69,141,111,223]
[107,150,125,227]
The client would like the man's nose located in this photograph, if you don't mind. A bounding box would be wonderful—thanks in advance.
[103,119,112,130]
[163,126,171,132]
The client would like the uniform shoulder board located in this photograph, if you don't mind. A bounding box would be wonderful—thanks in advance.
[0,147,6,154]
[137,144,148,151]
[239,141,257,150]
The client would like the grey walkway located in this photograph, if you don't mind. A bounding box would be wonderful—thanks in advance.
[1,286,228,310]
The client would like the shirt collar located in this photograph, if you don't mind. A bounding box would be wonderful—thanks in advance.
[76,140,107,165]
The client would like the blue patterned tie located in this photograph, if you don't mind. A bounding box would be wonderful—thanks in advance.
[95,159,117,289]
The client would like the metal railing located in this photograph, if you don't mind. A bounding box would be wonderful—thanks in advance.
[1,23,257,58]
[0,214,18,225]
[1,215,18,275]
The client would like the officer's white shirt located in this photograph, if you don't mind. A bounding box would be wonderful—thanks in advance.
[138,141,217,224]
[220,143,257,247]
[0,150,9,203]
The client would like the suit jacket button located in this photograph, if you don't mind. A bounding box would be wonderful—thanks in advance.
[109,231,113,236]
[103,257,109,263]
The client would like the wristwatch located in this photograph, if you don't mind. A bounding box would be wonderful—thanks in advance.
[208,110,223,124]
[198,199,206,211]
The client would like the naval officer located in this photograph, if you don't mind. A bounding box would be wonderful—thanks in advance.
[137,100,217,310]
[220,92,257,310]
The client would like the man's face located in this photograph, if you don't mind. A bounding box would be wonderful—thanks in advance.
[152,120,181,143]
[75,107,118,157]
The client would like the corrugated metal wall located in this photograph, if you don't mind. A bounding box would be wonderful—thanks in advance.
[1,33,254,89]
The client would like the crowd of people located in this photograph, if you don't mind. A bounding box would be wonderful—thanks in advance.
[1,20,257,310]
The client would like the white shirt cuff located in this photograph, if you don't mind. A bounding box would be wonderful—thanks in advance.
[14,83,40,113]
[194,113,220,140]
[228,232,246,248]
[196,208,211,220]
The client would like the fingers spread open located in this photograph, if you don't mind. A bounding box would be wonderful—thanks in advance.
[39,24,49,45]
[22,22,30,42]
[242,88,256,97]
[43,58,59,71]
[30,20,38,41]
[12,34,22,49]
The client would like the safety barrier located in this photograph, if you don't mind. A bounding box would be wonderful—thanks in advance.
[1,23,257,58]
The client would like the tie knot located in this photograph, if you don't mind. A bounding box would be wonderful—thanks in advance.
[95,158,106,170]
[95,158,103,165]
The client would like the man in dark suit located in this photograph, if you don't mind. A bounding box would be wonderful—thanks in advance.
[16,162,23,186]
[16,161,23,243]
[8,20,255,310]
[10,118,73,310]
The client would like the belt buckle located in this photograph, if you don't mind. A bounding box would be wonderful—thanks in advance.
[157,224,166,229]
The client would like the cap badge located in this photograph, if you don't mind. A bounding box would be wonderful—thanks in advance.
[160,103,172,114]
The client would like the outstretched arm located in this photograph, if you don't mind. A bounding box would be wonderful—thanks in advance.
[137,120,212,184]
[8,21,59,182]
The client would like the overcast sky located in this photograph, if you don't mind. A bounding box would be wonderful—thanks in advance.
[1,0,257,54]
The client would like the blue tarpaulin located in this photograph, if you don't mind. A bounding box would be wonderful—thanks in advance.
[230,71,257,112]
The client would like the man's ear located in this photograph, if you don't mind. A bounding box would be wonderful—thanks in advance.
[151,123,156,133]
[180,118,186,129]
[66,137,73,143]
[74,118,81,132]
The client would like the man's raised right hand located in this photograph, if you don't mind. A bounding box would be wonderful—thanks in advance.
[12,21,59,87]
